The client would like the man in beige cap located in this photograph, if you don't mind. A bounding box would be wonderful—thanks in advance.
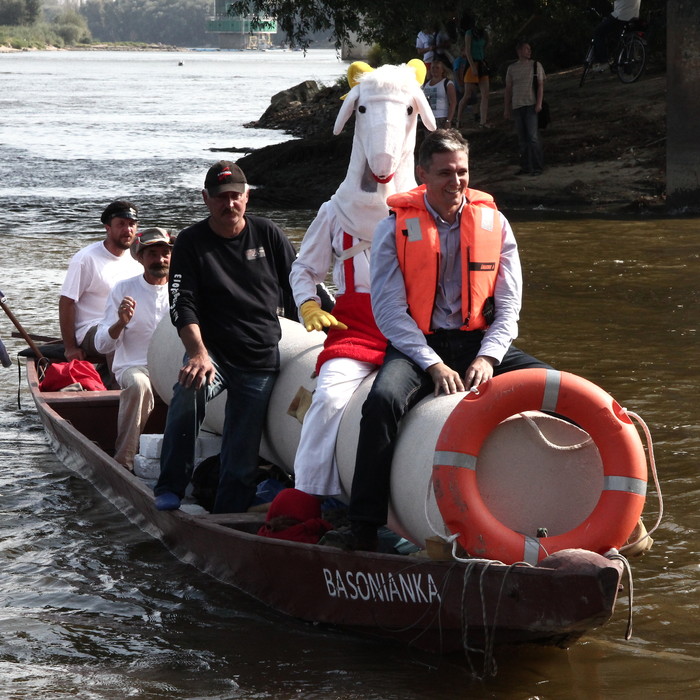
[95,227,175,469]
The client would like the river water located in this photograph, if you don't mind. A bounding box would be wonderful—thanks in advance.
[0,49,698,698]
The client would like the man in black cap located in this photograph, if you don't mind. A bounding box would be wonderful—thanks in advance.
[59,200,142,366]
[154,161,298,513]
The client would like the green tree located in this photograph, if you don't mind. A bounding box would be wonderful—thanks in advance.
[52,8,90,45]
[0,0,41,25]
[81,0,212,46]
[228,0,666,71]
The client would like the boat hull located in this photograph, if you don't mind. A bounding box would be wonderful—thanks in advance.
[26,360,624,655]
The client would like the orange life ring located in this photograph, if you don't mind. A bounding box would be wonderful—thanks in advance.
[432,368,647,564]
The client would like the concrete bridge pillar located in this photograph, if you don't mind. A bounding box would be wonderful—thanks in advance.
[666,1,700,211]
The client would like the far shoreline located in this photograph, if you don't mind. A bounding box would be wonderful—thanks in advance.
[0,43,185,53]
[235,67,669,218]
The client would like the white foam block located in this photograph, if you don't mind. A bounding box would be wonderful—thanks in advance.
[134,454,161,480]
[139,434,163,459]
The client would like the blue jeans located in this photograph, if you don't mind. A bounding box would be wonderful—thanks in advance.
[154,354,277,513]
[513,105,543,173]
[348,332,551,527]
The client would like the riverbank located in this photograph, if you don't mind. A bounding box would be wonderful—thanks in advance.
[0,42,180,52]
[235,65,666,216]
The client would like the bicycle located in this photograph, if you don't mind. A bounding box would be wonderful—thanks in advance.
[579,11,647,87]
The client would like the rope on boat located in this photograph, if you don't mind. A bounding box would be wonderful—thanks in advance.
[619,408,663,554]
[424,443,548,564]
[461,560,498,679]
[519,411,594,450]
[606,548,635,640]
[603,409,660,642]
[460,559,530,679]
[424,465,534,676]
[423,469,512,565]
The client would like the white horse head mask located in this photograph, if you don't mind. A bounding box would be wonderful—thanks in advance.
[330,60,436,241]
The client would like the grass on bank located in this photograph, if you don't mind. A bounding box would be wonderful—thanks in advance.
[0,23,78,50]
[0,26,179,51]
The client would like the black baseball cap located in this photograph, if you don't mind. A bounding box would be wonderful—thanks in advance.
[204,161,247,196]
[101,200,139,225]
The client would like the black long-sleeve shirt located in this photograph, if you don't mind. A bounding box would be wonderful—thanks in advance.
[169,216,296,371]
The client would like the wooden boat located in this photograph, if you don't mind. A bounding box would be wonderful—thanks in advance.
[24,357,627,657]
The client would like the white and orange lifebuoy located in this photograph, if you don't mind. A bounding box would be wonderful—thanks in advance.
[432,368,647,565]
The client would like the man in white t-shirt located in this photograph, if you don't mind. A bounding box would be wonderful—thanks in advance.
[593,0,642,65]
[94,227,174,469]
[416,27,436,69]
[59,200,142,366]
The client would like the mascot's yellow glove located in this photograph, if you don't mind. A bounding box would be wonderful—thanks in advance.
[300,300,348,332]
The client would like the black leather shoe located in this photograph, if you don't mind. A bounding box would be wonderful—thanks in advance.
[320,524,378,552]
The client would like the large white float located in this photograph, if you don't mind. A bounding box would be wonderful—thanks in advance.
[148,316,615,555]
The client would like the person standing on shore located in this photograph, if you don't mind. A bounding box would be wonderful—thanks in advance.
[153,161,297,514]
[457,18,491,128]
[422,60,457,129]
[504,40,545,176]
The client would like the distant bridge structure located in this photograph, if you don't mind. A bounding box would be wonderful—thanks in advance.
[207,1,277,50]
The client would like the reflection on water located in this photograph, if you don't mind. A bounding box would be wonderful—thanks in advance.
[0,49,698,698]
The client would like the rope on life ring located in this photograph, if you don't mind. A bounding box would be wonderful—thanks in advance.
[432,368,648,565]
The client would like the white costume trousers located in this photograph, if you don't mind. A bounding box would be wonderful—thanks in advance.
[293,357,376,497]
[114,365,155,469]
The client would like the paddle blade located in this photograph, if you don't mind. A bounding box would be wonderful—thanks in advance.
[0,336,12,368]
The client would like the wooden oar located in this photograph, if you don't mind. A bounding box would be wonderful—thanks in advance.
[0,289,45,361]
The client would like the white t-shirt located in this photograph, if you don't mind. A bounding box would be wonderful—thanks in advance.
[94,273,169,385]
[612,0,641,22]
[416,31,434,63]
[60,241,143,344]
[422,78,453,119]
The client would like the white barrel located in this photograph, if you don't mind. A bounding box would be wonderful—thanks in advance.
[147,316,325,453]
[148,317,603,547]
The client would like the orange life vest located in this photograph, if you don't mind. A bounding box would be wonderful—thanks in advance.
[389,185,502,334]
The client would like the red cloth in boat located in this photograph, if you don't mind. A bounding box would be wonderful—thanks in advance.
[315,233,387,374]
[257,488,333,544]
[39,360,107,392]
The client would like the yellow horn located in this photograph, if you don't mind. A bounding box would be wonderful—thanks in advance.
[347,61,374,88]
[340,61,374,100]
[407,58,427,86]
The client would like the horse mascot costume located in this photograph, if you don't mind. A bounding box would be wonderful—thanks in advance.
[288,59,436,497]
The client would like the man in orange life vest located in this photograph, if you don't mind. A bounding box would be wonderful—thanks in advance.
[324,129,551,552]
